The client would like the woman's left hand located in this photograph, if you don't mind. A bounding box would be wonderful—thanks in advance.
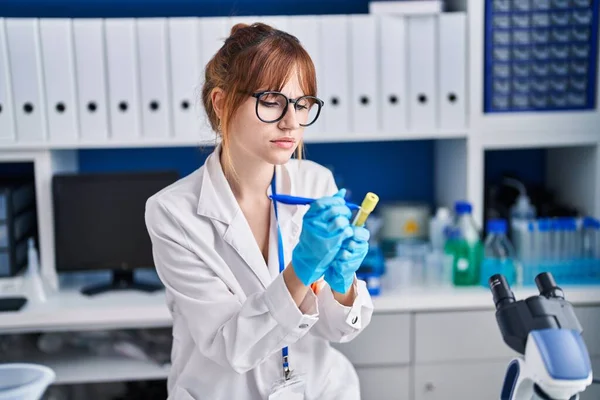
[324,225,370,294]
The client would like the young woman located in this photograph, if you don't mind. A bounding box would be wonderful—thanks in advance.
[145,22,374,400]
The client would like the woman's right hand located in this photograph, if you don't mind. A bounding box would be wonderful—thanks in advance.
[291,189,354,286]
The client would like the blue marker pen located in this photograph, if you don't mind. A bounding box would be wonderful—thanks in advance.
[269,193,361,211]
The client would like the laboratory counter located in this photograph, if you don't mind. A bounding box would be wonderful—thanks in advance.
[2,282,600,398]
[2,283,600,334]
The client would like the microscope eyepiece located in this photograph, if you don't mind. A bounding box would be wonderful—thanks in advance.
[489,274,516,310]
[535,272,564,299]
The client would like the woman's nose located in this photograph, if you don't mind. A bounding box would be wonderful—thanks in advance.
[279,103,301,130]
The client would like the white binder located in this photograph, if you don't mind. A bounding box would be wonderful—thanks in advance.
[104,18,140,140]
[0,19,15,141]
[136,18,171,139]
[350,15,378,134]
[5,19,47,142]
[379,15,407,134]
[287,16,326,136]
[199,17,228,138]
[199,17,228,67]
[320,15,350,136]
[257,16,289,31]
[168,17,201,139]
[438,13,466,131]
[39,19,78,142]
[406,15,437,131]
[72,19,109,142]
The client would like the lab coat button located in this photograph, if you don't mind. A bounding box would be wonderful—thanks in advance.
[351,316,358,325]
[299,323,309,329]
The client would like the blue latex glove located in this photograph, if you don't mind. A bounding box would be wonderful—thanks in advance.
[291,189,354,286]
[325,225,370,294]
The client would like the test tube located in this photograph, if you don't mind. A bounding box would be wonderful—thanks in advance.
[592,219,600,259]
[525,221,536,263]
[582,217,596,258]
[575,217,584,258]
[538,219,551,263]
[596,226,600,260]
[553,218,564,260]
[565,218,577,260]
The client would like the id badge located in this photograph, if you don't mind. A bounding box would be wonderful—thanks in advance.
[268,373,306,400]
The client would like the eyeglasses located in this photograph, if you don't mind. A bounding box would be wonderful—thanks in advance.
[251,91,324,127]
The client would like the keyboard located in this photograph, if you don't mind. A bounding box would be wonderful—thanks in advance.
[0,296,27,312]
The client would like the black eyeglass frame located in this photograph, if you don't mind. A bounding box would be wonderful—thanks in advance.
[251,91,324,127]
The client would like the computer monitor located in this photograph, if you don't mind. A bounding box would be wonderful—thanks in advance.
[52,170,179,296]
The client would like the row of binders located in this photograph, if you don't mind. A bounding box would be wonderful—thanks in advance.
[0,14,467,146]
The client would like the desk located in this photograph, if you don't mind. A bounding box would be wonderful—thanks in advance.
[2,284,600,397]
[2,284,600,333]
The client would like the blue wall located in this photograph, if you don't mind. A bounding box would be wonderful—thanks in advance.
[1,0,369,18]
[1,0,546,210]
[78,140,436,207]
[485,149,547,188]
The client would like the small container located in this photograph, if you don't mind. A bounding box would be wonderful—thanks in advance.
[424,251,453,287]
[382,257,412,292]
[357,272,381,296]
[380,202,430,241]
[396,240,430,286]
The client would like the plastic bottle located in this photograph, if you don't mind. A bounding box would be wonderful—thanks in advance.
[480,219,520,287]
[444,201,483,286]
[429,207,452,251]
[426,207,453,287]
[504,177,536,220]
[358,216,385,296]
[25,237,47,303]
[504,177,536,260]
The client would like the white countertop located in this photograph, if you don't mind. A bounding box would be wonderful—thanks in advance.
[2,283,600,333]
[372,285,600,312]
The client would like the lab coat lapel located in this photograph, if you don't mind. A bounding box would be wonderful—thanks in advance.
[197,148,272,289]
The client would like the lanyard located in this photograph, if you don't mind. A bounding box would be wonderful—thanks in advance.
[270,171,291,381]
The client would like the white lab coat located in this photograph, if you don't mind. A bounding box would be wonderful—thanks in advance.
[144,145,374,400]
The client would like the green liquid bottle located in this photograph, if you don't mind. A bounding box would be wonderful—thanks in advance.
[444,201,483,286]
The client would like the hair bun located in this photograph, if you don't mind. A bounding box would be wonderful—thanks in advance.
[230,22,276,36]
[230,23,251,36]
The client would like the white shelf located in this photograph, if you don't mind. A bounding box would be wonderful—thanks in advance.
[0,287,171,334]
[477,130,600,150]
[374,285,600,313]
[0,129,468,150]
[3,283,600,334]
[12,349,170,384]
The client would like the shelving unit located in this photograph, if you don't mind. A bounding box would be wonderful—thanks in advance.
[0,1,599,399]
[10,348,170,385]
[2,282,600,390]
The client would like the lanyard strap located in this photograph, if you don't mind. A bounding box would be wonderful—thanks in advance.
[270,172,291,380]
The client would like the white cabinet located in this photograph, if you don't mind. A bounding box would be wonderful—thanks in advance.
[414,309,518,363]
[356,366,410,400]
[575,306,600,358]
[333,313,411,366]
[414,360,510,400]
[580,358,600,400]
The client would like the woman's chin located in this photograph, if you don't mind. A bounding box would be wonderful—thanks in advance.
[264,147,296,165]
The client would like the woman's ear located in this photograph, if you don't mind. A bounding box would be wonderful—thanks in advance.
[211,87,225,120]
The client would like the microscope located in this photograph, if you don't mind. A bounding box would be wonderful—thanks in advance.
[489,272,594,400]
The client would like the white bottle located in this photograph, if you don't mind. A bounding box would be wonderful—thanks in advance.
[504,177,536,261]
[25,237,47,303]
[429,207,452,251]
[504,177,536,222]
